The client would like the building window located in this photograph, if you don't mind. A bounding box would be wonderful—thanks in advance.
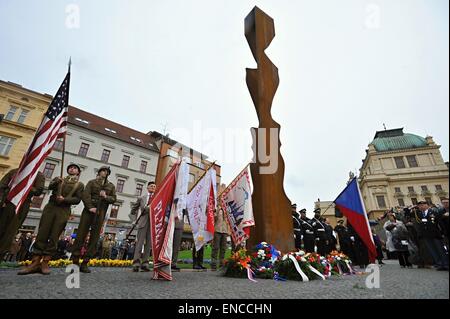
[78,143,90,157]
[195,162,205,169]
[43,163,56,179]
[189,173,195,183]
[435,185,443,191]
[411,198,418,205]
[5,106,18,121]
[140,160,148,173]
[407,186,415,193]
[17,109,29,124]
[0,136,16,156]
[376,196,387,209]
[116,179,125,193]
[406,155,418,168]
[136,183,144,196]
[421,185,428,192]
[31,194,45,208]
[167,149,179,158]
[53,138,64,151]
[397,198,405,207]
[101,149,111,163]
[122,155,130,168]
[425,197,433,205]
[394,157,406,169]
[110,204,120,219]
[394,187,401,193]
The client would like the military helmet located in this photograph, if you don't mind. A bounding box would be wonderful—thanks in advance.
[67,163,81,175]
[98,166,111,175]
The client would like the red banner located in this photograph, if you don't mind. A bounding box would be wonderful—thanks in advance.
[150,163,178,280]
[206,184,215,235]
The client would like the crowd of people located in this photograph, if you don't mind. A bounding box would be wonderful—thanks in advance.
[291,199,449,271]
[292,204,371,268]
[1,162,448,275]
[0,163,232,275]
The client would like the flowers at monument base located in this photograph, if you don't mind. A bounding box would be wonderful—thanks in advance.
[19,259,134,268]
[326,251,354,275]
[223,249,251,278]
[223,242,357,282]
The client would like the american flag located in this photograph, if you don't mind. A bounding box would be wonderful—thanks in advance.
[7,71,70,213]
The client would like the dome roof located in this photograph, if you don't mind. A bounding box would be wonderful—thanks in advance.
[371,128,427,152]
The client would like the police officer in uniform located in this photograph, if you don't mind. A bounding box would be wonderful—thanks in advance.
[70,166,116,273]
[18,164,84,275]
[334,220,352,257]
[414,200,449,270]
[311,208,327,256]
[299,209,315,253]
[292,204,302,250]
[0,168,45,261]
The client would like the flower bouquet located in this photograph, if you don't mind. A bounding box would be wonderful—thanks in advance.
[327,251,354,275]
[273,250,325,281]
[223,248,252,279]
[250,242,281,279]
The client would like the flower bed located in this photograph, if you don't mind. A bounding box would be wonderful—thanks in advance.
[19,259,134,268]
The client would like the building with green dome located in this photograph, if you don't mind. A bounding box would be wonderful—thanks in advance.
[358,128,449,219]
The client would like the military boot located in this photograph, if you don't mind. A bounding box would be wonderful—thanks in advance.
[17,255,42,275]
[80,260,91,273]
[40,255,52,275]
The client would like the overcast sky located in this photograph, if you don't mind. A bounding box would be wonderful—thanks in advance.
[1,0,448,212]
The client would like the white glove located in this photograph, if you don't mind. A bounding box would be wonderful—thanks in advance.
[350,236,355,241]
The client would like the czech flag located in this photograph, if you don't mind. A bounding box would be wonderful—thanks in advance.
[334,177,377,263]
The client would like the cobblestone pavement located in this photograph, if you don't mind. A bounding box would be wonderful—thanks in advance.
[0,260,447,299]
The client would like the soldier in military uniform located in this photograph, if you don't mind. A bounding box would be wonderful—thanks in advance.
[18,164,84,275]
[414,200,449,271]
[334,220,352,257]
[0,168,45,261]
[70,166,116,273]
[299,209,315,253]
[291,204,302,250]
[311,208,327,256]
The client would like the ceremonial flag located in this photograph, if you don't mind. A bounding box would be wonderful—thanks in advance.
[334,177,377,263]
[220,165,254,246]
[150,162,179,280]
[7,70,70,213]
[186,168,217,251]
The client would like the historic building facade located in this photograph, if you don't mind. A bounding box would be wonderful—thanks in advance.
[0,80,50,177]
[26,106,160,239]
[358,128,448,220]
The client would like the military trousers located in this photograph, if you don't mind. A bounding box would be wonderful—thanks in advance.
[32,203,71,256]
[71,208,106,260]
[0,203,27,254]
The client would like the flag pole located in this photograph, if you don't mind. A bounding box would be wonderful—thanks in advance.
[58,58,71,195]
[217,162,251,199]
[188,160,216,194]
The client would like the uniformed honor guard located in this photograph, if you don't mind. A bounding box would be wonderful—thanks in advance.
[18,164,84,275]
[334,220,352,257]
[131,181,155,272]
[311,208,328,256]
[292,204,302,250]
[0,168,45,261]
[299,209,315,253]
[70,166,116,273]
[414,200,449,271]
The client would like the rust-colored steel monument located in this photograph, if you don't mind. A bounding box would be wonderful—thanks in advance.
[245,7,294,253]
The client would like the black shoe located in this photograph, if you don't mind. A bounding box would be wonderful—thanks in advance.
[132,266,139,272]
[171,265,180,271]
[80,263,91,273]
